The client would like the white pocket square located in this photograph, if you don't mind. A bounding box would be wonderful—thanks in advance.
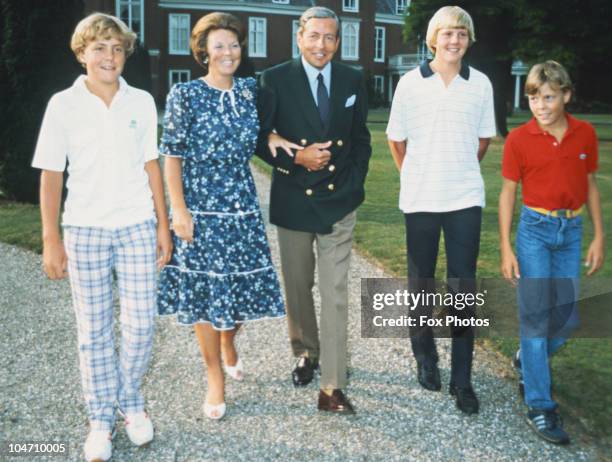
[345,95,356,107]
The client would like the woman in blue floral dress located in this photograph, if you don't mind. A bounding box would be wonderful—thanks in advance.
[157,13,285,419]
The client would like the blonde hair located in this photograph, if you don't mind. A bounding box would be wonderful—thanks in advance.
[524,60,573,96]
[191,12,245,69]
[426,6,475,53]
[71,13,137,59]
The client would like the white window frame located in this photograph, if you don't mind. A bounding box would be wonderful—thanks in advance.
[168,14,190,55]
[396,0,409,15]
[341,21,359,61]
[248,17,267,58]
[291,20,300,58]
[342,0,359,13]
[116,0,144,43]
[168,69,191,90]
[374,75,384,96]
[374,26,385,62]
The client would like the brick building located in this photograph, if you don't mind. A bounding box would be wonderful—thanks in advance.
[84,0,424,104]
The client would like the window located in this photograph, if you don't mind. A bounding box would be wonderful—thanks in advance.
[341,22,359,60]
[272,0,289,3]
[374,26,385,62]
[374,75,384,97]
[116,0,144,42]
[396,0,409,15]
[248,17,267,58]
[292,20,300,58]
[343,0,358,12]
[168,14,190,55]
[169,70,190,90]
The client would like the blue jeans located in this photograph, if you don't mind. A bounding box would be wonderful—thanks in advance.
[516,206,582,410]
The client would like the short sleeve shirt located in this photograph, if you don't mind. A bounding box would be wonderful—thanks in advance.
[32,76,158,228]
[502,114,598,210]
[386,62,496,213]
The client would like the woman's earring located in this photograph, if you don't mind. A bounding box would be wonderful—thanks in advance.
[203,56,209,64]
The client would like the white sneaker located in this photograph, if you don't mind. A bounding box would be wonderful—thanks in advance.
[84,430,112,462]
[124,411,154,446]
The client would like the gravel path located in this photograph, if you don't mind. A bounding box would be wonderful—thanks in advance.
[0,166,603,461]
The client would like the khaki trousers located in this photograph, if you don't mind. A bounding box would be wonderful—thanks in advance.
[276,211,356,389]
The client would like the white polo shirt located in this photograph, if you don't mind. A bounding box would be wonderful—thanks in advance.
[386,61,496,214]
[32,75,158,228]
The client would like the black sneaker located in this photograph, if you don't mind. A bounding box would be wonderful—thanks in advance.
[512,349,525,399]
[449,385,479,415]
[526,408,570,444]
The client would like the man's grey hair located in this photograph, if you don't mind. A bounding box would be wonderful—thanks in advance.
[298,6,340,36]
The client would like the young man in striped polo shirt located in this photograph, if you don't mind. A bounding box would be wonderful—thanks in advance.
[386,5,496,414]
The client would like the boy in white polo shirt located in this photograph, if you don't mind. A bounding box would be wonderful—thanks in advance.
[386,6,496,414]
[32,13,171,462]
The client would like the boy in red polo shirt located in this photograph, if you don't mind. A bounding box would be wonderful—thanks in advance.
[499,60,604,444]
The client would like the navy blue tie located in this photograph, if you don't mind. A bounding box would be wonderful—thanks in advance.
[317,73,330,127]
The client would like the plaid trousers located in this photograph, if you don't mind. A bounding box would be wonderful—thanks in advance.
[64,220,157,431]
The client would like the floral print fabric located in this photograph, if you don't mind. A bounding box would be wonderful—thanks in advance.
[157,77,285,329]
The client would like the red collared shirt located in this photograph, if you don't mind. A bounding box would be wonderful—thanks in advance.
[502,113,598,210]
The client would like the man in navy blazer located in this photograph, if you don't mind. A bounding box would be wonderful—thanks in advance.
[257,6,371,414]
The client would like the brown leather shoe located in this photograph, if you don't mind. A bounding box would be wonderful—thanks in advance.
[317,389,355,414]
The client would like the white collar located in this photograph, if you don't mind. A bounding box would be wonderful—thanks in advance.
[301,56,331,86]
[72,74,129,97]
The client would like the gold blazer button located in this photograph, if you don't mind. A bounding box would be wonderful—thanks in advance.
[337,139,343,147]
[328,183,335,191]
[306,188,313,196]
[300,139,307,146]
[328,164,336,172]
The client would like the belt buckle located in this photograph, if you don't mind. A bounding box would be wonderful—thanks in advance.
[555,209,571,218]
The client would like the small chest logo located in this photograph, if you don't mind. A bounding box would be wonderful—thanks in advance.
[129,119,137,129]
[579,153,587,160]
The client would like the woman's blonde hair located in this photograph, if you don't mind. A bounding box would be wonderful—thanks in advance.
[190,12,245,69]
[524,60,574,96]
[71,12,137,58]
[426,6,475,53]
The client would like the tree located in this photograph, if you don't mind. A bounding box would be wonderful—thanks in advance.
[0,0,83,202]
[405,0,612,125]
[404,0,516,136]
[123,41,153,93]
[512,0,612,111]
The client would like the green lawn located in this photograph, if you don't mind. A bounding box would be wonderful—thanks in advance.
[508,112,612,124]
[2,113,611,447]
[370,109,612,139]
[0,201,42,253]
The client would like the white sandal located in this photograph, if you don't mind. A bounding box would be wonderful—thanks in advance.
[203,401,226,420]
[223,357,244,381]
